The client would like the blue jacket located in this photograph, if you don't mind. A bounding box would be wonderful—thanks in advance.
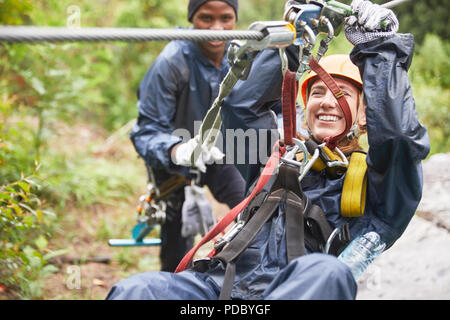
[130,39,230,180]
[206,34,430,299]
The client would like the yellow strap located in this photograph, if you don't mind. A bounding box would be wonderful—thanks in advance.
[341,151,367,217]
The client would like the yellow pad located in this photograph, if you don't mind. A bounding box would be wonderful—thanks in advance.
[341,151,367,217]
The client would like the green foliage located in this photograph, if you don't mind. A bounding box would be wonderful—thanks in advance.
[237,0,285,28]
[0,0,32,25]
[0,174,63,299]
[411,34,450,88]
[410,34,450,154]
[388,0,449,44]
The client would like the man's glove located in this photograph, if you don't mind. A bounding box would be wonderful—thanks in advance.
[171,135,224,173]
[181,184,216,238]
[345,0,399,46]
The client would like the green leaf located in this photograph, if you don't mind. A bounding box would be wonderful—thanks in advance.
[18,203,36,216]
[23,215,34,226]
[43,248,71,261]
[41,264,59,277]
[34,235,48,251]
[30,77,46,95]
[0,192,10,200]
[18,181,30,193]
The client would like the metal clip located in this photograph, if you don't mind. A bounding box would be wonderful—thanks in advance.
[295,21,316,80]
[213,220,245,251]
[189,168,201,186]
[315,16,334,62]
[298,146,320,183]
[325,227,341,254]
[324,145,349,168]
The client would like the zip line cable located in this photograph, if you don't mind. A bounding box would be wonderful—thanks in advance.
[0,27,264,44]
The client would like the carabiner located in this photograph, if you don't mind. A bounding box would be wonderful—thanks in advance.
[298,146,320,183]
[296,21,316,80]
[315,16,334,62]
[325,227,341,254]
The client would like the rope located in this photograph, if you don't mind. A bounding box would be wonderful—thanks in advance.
[0,26,264,44]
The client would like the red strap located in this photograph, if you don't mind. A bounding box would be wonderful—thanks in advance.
[175,141,286,273]
[282,70,299,146]
[308,57,352,150]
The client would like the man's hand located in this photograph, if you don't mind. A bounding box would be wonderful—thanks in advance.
[345,0,399,46]
[171,135,224,173]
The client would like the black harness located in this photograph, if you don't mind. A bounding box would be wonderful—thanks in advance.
[193,163,350,300]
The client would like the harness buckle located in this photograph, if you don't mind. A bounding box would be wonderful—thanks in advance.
[324,224,351,256]
[325,228,341,254]
[213,220,246,252]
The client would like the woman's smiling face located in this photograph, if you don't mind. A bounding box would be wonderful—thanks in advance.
[306,77,363,143]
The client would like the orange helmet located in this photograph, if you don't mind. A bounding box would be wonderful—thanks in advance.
[300,54,362,107]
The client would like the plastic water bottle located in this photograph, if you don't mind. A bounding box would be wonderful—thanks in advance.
[338,231,386,281]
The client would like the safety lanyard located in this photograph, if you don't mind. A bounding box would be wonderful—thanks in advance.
[281,68,299,146]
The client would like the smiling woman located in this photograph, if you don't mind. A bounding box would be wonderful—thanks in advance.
[301,54,366,153]
[307,77,362,143]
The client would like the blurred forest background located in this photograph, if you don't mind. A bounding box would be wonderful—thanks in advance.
[0,0,448,299]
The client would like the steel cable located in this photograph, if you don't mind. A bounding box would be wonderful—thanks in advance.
[0,26,265,44]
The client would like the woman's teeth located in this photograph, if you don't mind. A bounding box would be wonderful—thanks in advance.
[318,115,339,122]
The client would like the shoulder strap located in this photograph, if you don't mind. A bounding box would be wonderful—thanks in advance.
[341,151,367,217]
[216,189,284,300]
[285,190,306,262]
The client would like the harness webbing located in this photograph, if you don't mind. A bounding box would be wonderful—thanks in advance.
[285,190,307,261]
[174,141,286,273]
[271,163,307,261]
[215,164,306,300]
[216,190,282,300]
[308,57,353,150]
[282,69,299,146]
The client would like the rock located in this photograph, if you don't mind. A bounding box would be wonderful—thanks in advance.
[416,153,450,230]
[356,214,450,299]
[357,153,450,300]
